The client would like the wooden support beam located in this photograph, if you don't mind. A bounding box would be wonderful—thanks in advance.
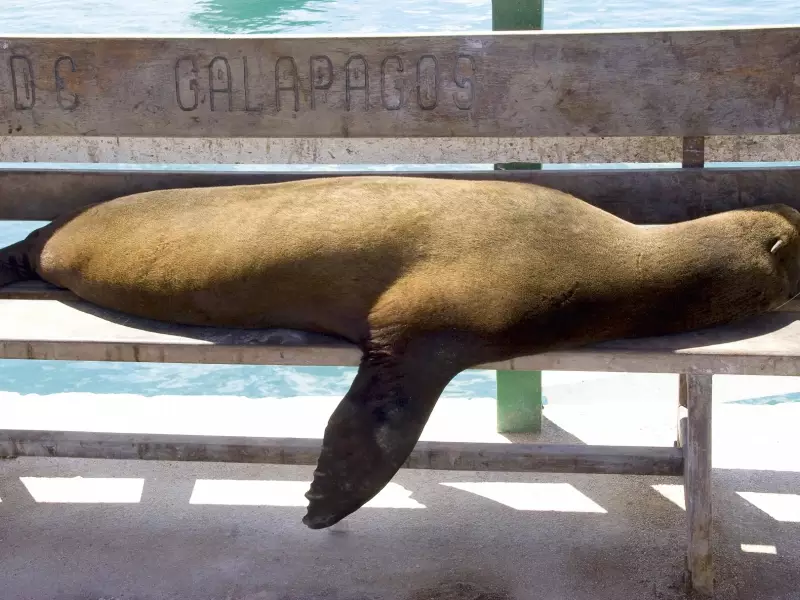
[683,374,714,597]
[0,430,684,475]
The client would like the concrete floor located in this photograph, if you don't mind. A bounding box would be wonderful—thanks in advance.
[2,371,800,600]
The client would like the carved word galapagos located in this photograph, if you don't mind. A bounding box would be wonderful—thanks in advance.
[175,53,477,112]
[4,52,476,113]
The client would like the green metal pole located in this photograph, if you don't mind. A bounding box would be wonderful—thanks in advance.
[492,0,543,30]
[492,0,544,433]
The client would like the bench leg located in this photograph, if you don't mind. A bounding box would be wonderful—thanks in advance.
[496,371,543,433]
[681,373,714,597]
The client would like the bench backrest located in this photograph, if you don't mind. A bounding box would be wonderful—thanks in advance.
[0,25,798,223]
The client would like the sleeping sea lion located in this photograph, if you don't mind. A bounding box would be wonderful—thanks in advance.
[1,175,799,529]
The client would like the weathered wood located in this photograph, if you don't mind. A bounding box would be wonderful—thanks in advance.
[1,27,799,138]
[2,134,800,166]
[677,374,689,447]
[677,373,689,447]
[0,430,684,475]
[4,166,800,223]
[0,134,687,165]
[682,137,705,168]
[679,373,689,408]
[683,374,714,596]
[0,298,798,375]
[678,413,688,449]
[0,281,75,301]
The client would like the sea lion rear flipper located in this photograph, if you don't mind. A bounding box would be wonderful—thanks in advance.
[303,346,458,529]
[0,238,39,287]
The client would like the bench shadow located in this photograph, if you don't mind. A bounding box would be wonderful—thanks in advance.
[59,298,358,349]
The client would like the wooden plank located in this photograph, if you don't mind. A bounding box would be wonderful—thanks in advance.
[0,135,687,165]
[2,134,798,166]
[677,374,688,448]
[3,166,800,223]
[0,299,799,375]
[679,373,689,408]
[0,430,684,475]
[0,281,75,301]
[683,374,714,597]
[0,27,799,138]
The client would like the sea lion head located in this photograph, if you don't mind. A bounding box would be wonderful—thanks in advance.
[719,203,800,312]
[639,203,800,337]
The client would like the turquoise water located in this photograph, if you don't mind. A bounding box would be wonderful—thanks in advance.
[4,0,800,33]
[1,1,799,399]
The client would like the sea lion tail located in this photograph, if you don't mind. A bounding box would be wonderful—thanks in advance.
[303,339,463,529]
[0,239,38,287]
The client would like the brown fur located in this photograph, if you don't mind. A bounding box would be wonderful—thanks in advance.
[2,175,799,528]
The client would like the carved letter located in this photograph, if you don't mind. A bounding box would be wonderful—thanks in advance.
[345,55,369,111]
[416,54,438,110]
[175,56,199,112]
[309,55,333,110]
[208,56,232,111]
[54,55,78,111]
[10,55,35,110]
[275,56,299,112]
[380,55,403,111]
[453,54,475,110]
[243,56,263,112]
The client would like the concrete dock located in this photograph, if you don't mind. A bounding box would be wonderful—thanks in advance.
[2,371,799,599]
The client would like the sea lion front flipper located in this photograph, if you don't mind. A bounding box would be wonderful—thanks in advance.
[302,343,460,529]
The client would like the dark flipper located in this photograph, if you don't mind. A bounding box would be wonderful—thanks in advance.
[303,340,462,529]
[0,239,38,287]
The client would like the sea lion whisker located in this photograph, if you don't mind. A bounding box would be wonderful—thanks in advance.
[772,289,800,312]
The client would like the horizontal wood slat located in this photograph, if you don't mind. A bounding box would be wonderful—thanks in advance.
[0,135,685,164]
[0,430,683,475]
[1,166,800,223]
[0,431,684,474]
[2,134,800,165]
[0,26,798,138]
[0,298,797,376]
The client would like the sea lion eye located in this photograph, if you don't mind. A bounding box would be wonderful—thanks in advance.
[771,239,786,254]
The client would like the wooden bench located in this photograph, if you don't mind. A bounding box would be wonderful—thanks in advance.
[1,24,800,597]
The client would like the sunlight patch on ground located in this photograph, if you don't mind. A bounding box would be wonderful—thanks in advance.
[651,484,686,510]
[737,492,800,523]
[441,482,607,513]
[740,544,777,554]
[20,476,144,503]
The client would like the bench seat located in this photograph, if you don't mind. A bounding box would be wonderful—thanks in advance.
[0,282,798,377]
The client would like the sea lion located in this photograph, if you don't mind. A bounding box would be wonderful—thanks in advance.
[1,175,799,528]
